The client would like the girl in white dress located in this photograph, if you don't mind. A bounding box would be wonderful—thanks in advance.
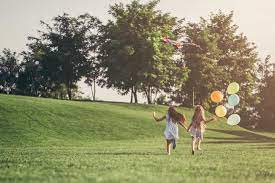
[153,106,187,155]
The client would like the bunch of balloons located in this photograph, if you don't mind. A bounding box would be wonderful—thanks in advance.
[210,82,241,126]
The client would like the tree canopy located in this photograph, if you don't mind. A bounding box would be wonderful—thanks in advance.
[180,11,259,122]
[99,0,189,104]
[26,13,101,99]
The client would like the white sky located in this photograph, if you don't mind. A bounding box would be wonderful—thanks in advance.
[1,0,274,102]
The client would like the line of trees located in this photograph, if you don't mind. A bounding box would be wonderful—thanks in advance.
[0,0,274,129]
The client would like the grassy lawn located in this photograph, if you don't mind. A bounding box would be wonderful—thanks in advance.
[0,94,275,182]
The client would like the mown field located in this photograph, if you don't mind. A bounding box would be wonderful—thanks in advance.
[0,94,274,183]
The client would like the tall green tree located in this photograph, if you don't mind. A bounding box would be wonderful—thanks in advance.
[257,55,273,93]
[28,13,101,100]
[16,40,61,97]
[182,11,259,122]
[257,75,275,129]
[256,55,275,129]
[85,62,100,101]
[85,31,102,101]
[99,0,188,104]
[0,49,20,94]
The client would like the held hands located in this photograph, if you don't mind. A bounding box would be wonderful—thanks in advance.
[205,116,217,124]
[153,112,158,122]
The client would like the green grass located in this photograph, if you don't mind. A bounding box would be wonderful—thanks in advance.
[0,94,275,183]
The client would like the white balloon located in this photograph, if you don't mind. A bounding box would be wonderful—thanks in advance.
[227,114,241,126]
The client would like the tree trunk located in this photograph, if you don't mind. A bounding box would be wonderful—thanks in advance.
[133,86,138,103]
[144,86,152,104]
[66,80,72,100]
[93,78,96,101]
[134,91,138,103]
[153,90,159,103]
[147,94,152,104]
[90,88,94,101]
[192,87,195,107]
[67,88,72,100]
[130,87,133,103]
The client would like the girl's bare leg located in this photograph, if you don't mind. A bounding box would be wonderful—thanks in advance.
[197,139,202,150]
[166,140,171,155]
[192,137,196,155]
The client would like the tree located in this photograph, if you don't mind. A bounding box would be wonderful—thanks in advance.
[84,30,102,101]
[16,56,42,97]
[85,65,99,101]
[256,55,275,129]
[16,37,64,97]
[28,13,101,100]
[181,11,259,123]
[258,75,275,129]
[0,49,20,94]
[99,0,188,104]
[257,55,273,92]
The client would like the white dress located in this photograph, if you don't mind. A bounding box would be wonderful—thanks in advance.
[164,114,179,140]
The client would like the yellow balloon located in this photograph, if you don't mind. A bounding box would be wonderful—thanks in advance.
[215,105,227,117]
[227,82,240,94]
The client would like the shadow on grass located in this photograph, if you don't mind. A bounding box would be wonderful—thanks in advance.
[249,143,275,149]
[89,151,166,156]
[205,128,275,145]
[240,124,275,133]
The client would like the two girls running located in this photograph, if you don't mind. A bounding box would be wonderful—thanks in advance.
[153,104,215,155]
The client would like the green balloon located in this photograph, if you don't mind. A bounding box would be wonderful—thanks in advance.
[227,82,240,94]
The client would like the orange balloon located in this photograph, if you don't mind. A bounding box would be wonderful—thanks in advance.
[211,91,223,103]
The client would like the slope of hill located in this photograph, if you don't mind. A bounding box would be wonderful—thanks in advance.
[0,94,239,146]
[0,94,274,183]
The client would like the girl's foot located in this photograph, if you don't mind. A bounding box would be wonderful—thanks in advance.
[192,150,195,155]
[197,147,202,151]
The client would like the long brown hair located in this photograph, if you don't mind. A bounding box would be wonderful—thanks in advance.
[192,105,206,123]
[168,107,186,124]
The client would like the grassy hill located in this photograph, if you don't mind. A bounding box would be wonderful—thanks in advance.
[0,94,275,182]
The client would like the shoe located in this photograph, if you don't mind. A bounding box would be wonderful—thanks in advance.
[192,150,195,155]
[172,139,176,149]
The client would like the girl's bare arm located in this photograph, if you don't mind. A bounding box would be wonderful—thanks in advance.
[178,121,188,130]
[205,117,217,124]
[187,122,193,132]
[153,112,166,122]
[178,114,188,130]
